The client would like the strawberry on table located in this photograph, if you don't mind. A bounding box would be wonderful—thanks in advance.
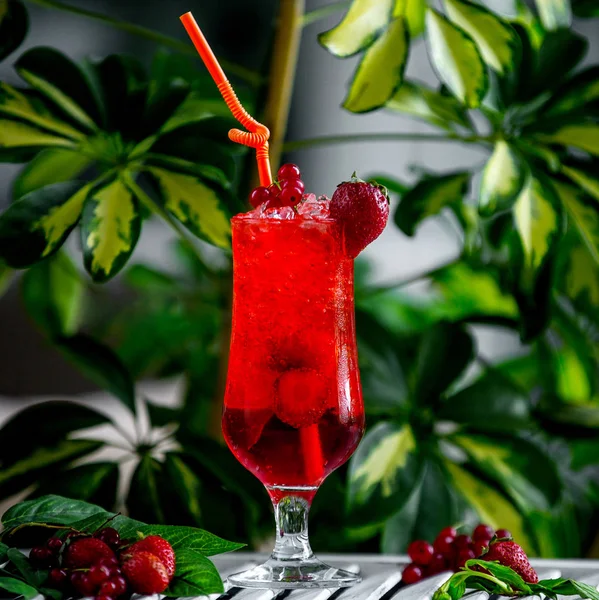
[63,537,116,568]
[484,539,538,584]
[121,550,171,594]
[124,534,176,579]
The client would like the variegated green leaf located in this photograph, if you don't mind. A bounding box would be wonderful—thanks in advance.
[395,171,469,236]
[544,66,599,117]
[344,17,409,113]
[81,178,141,282]
[386,80,471,130]
[0,181,87,268]
[394,0,426,37]
[318,0,393,58]
[444,461,535,554]
[513,175,561,272]
[0,83,83,141]
[13,147,92,200]
[0,118,76,161]
[479,140,526,215]
[149,167,231,249]
[425,9,488,108]
[535,0,572,30]
[16,47,101,132]
[348,421,423,523]
[444,0,519,74]
[562,165,599,205]
[563,243,599,315]
[553,179,599,264]
[535,124,599,156]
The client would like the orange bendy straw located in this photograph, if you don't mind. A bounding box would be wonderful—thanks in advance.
[179,12,273,188]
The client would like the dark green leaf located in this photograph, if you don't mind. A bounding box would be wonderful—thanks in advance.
[55,334,136,414]
[0,542,7,562]
[562,164,599,205]
[535,122,599,156]
[0,0,27,61]
[366,174,409,196]
[413,322,474,402]
[124,264,177,291]
[16,47,102,130]
[21,250,84,337]
[347,421,423,523]
[13,147,92,200]
[0,180,87,268]
[69,512,144,538]
[560,241,599,321]
[395,171,469,236]
[425,9,488,107]
[544,66,599,117]
[318,0,394,58]
[6,548,35,585]
[165,549,224,596]
[0,576,39,600]
[466,559,531,591]
[127,455,165,524]
[535,0,572,30]
[81,176,141,282]
[572,0,599,17]
[440,370,530,430]
[343,17,409,113]
[162,454,203,525]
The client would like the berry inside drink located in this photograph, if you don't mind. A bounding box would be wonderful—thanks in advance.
[222,200,365,501]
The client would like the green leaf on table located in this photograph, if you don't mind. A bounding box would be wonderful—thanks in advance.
[81,176,141,282]
[535,0,572,30]
[532,579,599,600]
[0,542,8,561]
[1,494,106,529]
[562,164,599,205]
[348,421,423,523]
[444,0,519,74]
[466,559,532,591]
[127,455,165,524]
[0,0,28,61]
[553,179,599,264]
[318,0,394,58]
[479,140,526,216]
[16,47,102,131]
[165,549,224,596]
[13,147,92,200]
[0,577,39,600]
[544,66,599,117]
[450,433,561,511]
[439,370,530,430]
[535,123,599,156]
[21,250,84,337]
[149,167,231,249]
[6,548,36,585]
[395,170,469,235]
[413,322,474,402]
[0,181,89,268]
[343,17,409,113]
[444,461,535,553]
[425,8,488,108]
[386,80,471,131]
[55,334,136,414]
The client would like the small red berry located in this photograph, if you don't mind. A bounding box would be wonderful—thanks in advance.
[280,178,305,194]
[46,537,63,553]
[439,527,457,539]
[279,184,304,207]
[427,553,448,575]
[98,580,117,595]
[47,568,68,588]
[95,527,121,549]
[249,186,273,208]
[433,534,455,557]
[30,546,53,567]
[402,563,423,584]
[124,535,176,579]
[110,575,128,596]
[471,541,488,557]
[495,529,512,539]
[71,571,97,597]
[456,549,476,570]
[407,540,434,566]
[277,163,301,180]
[88,564,111,587]
[473,524,494,542]
[454,535,472,550]
[64,538,115,569]
[98,556,119,568]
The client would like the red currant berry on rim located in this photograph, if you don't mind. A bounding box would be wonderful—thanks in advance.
[47,537,63,553]
[495,529,511,539]
[279,185,304,207]
[249,186,273,208]
[402,564,423,585]
[407,540,434,566]
[439,527,457,538]
[277,163,301,180]
[433,534,455,557]
[48,568,68,589]
[473,524,494,542]
[454,535,471,550]
[280,178,305,195]
[456,549,476,570]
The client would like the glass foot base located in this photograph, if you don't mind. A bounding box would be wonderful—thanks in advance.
[227,557,361,589]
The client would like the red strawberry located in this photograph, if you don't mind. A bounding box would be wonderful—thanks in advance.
[330,175,389,258]
[483,540,538,583]
[63,537,115,569]
[121,550,170,594]
[124,535,176,579]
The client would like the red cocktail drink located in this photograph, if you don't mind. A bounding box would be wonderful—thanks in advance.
[222,210,365,500]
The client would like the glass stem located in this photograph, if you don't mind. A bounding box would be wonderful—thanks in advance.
[271,495,314,561]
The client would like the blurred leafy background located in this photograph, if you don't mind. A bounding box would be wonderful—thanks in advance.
[1,0,599,558]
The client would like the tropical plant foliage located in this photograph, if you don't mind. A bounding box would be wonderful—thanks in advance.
[0,0,599,558]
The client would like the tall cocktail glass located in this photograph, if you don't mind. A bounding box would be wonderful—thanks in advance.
[222,210,365,588]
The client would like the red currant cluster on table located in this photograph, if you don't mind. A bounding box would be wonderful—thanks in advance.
[402,524,511,585]
[30,527,175,599]
[249,163,305,208]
